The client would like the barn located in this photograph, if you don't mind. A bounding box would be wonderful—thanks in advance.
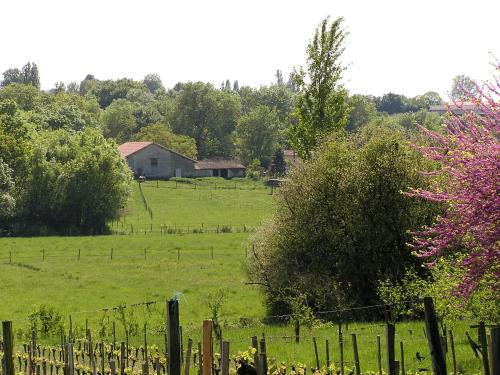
[119,142,246,179]
[195,159,246,178]
[119,142,197,178]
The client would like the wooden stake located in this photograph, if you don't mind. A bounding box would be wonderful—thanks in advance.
[339,322,344,375]
[352,334,360,375]
[424,297,447,375]
[313,337,320,370]
[168,300,181,375]
[399,341,405,375]
[221,341,229,375]
[184,339,193,375]
[491,327,499,375]
[479,322,491,375]
[386,323,396,375]
[202,321,213,375]
[377,335,382,375]
[3,321,14,375]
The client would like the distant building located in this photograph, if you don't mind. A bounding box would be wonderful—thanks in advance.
[429,102,486,115]
[195,158,246,178]
[118,142,245,179]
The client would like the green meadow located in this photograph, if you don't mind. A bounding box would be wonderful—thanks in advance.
[0,178,483,373]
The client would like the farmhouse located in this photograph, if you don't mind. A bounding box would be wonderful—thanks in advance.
[118,142,245,179]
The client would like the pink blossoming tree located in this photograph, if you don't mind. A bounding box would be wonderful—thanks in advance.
[408,64,499,298]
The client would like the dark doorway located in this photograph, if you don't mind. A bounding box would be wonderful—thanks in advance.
[221,169,228,178]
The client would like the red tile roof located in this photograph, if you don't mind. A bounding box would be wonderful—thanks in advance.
[118,142,153,158]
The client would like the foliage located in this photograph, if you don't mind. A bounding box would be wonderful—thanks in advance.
[0,99,32,183]
[247,124,440,315]
[346,94,378,132]
[87,78,149,109]
[170,82,241,158]
[102,99,137,143]
[245,159,262,180]
[1,62,40,88]
[0,158,16,221]
[28,305,63,337]
[134,123,197,159]
[450,74,478,101]
[378,256,499,322]
[21,128,132,233]
[407,67,500,298]
[142,73,164,94]
[289,17,350,159]
[207,288,228,341]
[235,105,280,166]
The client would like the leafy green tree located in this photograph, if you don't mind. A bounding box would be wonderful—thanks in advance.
[289,17,350,159]
[22,128,131,233]
[87,78,149,108]
[233,80,239,92]
[450,74,478,101]
[275,69,284,86]
[134,124,197,159]
[0,100,32,181]
[102,99,137,143]
[247,124,440,315]
[1,68,22,87]
[235,105,280,166]
[170,82,241,158]
[412,91,443,109]
[142,73,164,94]
[1,62,40,88]
[21,62,40,89]
[346,94,377,132]
[0,83,43,111]
[0,158,16,222]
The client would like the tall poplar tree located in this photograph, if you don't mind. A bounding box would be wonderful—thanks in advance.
[289,17,350,159]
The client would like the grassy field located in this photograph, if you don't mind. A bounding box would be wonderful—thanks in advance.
[0,178,485,373]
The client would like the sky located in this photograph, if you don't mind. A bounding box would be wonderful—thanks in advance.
[1,0,498,100]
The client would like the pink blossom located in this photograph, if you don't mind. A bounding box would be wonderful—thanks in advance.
[407,64,500,298]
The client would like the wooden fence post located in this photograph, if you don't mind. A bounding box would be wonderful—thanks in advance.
[313,337,320,370]
[385,323,396,375]
[491,327,500,375]
[221,341,229,375]
[168,300,181,375]
[252,336,259,375]
[120,342,125,375]
[352,334,360,375]
[377,335,382,375]
[399,341,405,375]
[338,321,344,375]
[479,322,491,375]
[326,339,330,373]
[3,321,14,375]
[184,339,193,375]
[424,297,447,375]
[295,321,300,343]
[202,321,213,375]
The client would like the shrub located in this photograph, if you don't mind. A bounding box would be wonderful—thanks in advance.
[246,124,440,316]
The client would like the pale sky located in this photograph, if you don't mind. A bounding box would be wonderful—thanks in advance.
[1,0,498,100]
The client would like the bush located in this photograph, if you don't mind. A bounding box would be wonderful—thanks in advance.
[246,124,440,316]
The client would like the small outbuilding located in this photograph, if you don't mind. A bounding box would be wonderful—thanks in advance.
[194,159,246,179]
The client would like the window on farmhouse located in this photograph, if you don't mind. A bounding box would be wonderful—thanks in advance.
[150,158,158,168]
